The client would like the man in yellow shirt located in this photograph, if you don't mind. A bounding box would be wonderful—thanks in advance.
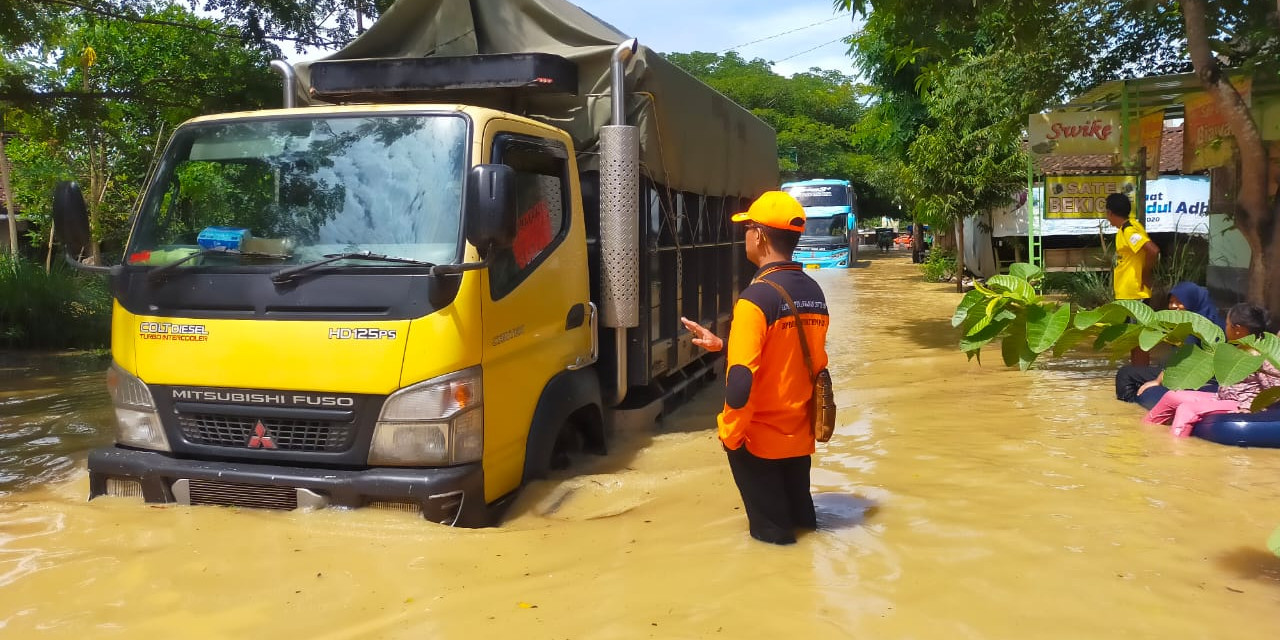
[1105,193,1159,366]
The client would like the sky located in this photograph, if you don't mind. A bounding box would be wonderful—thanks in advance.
[283,1,865,79]
[570,0,864,78]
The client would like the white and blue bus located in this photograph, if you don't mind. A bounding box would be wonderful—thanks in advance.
[781,178,857,269]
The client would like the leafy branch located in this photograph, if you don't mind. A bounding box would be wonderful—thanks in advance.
[956,263,1280,412]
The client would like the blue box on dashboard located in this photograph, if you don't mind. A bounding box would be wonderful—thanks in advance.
[196,226,249,250]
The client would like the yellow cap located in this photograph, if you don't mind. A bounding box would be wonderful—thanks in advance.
[731,191,806,232]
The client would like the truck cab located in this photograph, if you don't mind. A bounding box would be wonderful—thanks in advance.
[56,4,778,526]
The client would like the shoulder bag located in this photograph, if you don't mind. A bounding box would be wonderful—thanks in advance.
[757,278,837,443]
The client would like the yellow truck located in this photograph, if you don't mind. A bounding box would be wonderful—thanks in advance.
[55,0,777,525]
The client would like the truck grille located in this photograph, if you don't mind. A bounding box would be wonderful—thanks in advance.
[186,479,298,510]
[178,414,356,452]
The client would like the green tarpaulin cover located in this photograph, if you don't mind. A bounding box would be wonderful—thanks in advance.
[296,0,778,199]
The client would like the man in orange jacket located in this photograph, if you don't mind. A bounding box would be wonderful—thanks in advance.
[682,191,831,545]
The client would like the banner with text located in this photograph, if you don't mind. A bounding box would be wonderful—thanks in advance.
[1126,110,1164,179]
[1184,77,1252,172]
[991,176,1209,237]
[1028,110,1123,156]
[1044,175,1138,219]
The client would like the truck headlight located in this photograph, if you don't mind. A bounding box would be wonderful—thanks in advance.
[106,363,169,452]
[369,367,483,466]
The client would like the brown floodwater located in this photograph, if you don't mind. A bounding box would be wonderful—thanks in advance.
[1,254,1278,638]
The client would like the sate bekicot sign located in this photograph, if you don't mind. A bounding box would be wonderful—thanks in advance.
[1028,111,1123,156]
[1044,175,1138,219]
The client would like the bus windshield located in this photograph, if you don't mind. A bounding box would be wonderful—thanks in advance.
[803,214,849,238]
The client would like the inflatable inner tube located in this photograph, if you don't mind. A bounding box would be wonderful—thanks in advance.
[1194,408,1280,448]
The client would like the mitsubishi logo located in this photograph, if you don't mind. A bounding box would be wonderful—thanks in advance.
[247,421,277,449]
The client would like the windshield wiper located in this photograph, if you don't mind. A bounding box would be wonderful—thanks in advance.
[146,247,287,283]
[270,251,436,284]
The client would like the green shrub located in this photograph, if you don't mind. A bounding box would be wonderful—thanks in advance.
[1153,234,1208,300]
[1043,270,1114,308]
[0,254,111,349]
[920,248,957,282]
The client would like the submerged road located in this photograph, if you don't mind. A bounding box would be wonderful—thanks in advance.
[1,253,1278,638]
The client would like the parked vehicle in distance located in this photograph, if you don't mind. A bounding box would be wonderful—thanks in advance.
[782,179,857,268]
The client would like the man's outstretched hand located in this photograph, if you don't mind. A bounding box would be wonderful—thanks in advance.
[681,316,723,352]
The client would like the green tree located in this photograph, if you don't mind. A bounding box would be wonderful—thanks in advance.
[5,5,281,260]
[664,51,894,218]
[1180,0,1280,313]
[836,0,1280,307]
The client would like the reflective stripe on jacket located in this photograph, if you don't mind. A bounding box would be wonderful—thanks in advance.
[718,261,830,459]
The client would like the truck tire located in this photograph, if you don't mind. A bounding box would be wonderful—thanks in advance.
[523,369,604,481]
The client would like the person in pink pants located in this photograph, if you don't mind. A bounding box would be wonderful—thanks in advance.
[1144,303,1280,437]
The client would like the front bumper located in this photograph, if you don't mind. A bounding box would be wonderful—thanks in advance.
[87,446,489,526]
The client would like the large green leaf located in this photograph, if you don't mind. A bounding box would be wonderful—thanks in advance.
[986,274,1037,302]
[1240,333,1280,368]
[1269,524,1280,559]
[1052,327,1091,357]
[959,317,1012,353]
[1092,323,1129,350]
[952,289,987,327]
[1107,324,1146,360]
[1073,302,1130,330]
[1250,387,1280,413]
[1152,309,1225,345]
[1007,262,1043,283]
[1025,304,1070,353]
[1213,343,1265,388]
[1162,343,1215,390]
[1111,298,1156,325]
[1138,327,1167,352]
[1016,340,1039,371]
[1160,322,1195,347]
[1001,323,1024,368]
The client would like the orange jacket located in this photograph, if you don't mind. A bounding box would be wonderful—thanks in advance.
[718,262,830,459]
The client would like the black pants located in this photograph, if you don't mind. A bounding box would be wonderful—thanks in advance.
[725,446,816,545]
[1115,364,1218,409]
[1115,364,1161,403]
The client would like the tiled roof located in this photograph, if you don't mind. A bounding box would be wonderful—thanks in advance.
[1034,125,1188,176]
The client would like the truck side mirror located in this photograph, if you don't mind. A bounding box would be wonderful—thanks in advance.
[53,181,94,263]
[465,164,518,258]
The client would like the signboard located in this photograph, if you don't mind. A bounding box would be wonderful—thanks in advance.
[1184,77,1252,172]
[1126,110,1164,179]
[1044,175,1139,219]
[1028,110,1123,156]
[1142,176,1210,234]
[991,177,1209,237]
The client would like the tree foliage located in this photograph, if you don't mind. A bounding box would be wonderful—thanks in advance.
[835,1,1191,227]
[4,4,283,256]
[664,51,896,218]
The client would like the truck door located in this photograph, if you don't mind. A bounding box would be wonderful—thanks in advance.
[479,128,591,500]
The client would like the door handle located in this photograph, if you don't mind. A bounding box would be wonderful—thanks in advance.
[565,303,586,330]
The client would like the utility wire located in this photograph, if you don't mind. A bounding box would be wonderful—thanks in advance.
[773,35,852,63]
[716,15,845,54]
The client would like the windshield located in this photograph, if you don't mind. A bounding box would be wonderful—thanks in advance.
[783,184,850,209]
[127,114,468,269]
[802,214,849,238]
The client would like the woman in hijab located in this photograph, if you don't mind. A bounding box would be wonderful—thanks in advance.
[1114,282,1225,409]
